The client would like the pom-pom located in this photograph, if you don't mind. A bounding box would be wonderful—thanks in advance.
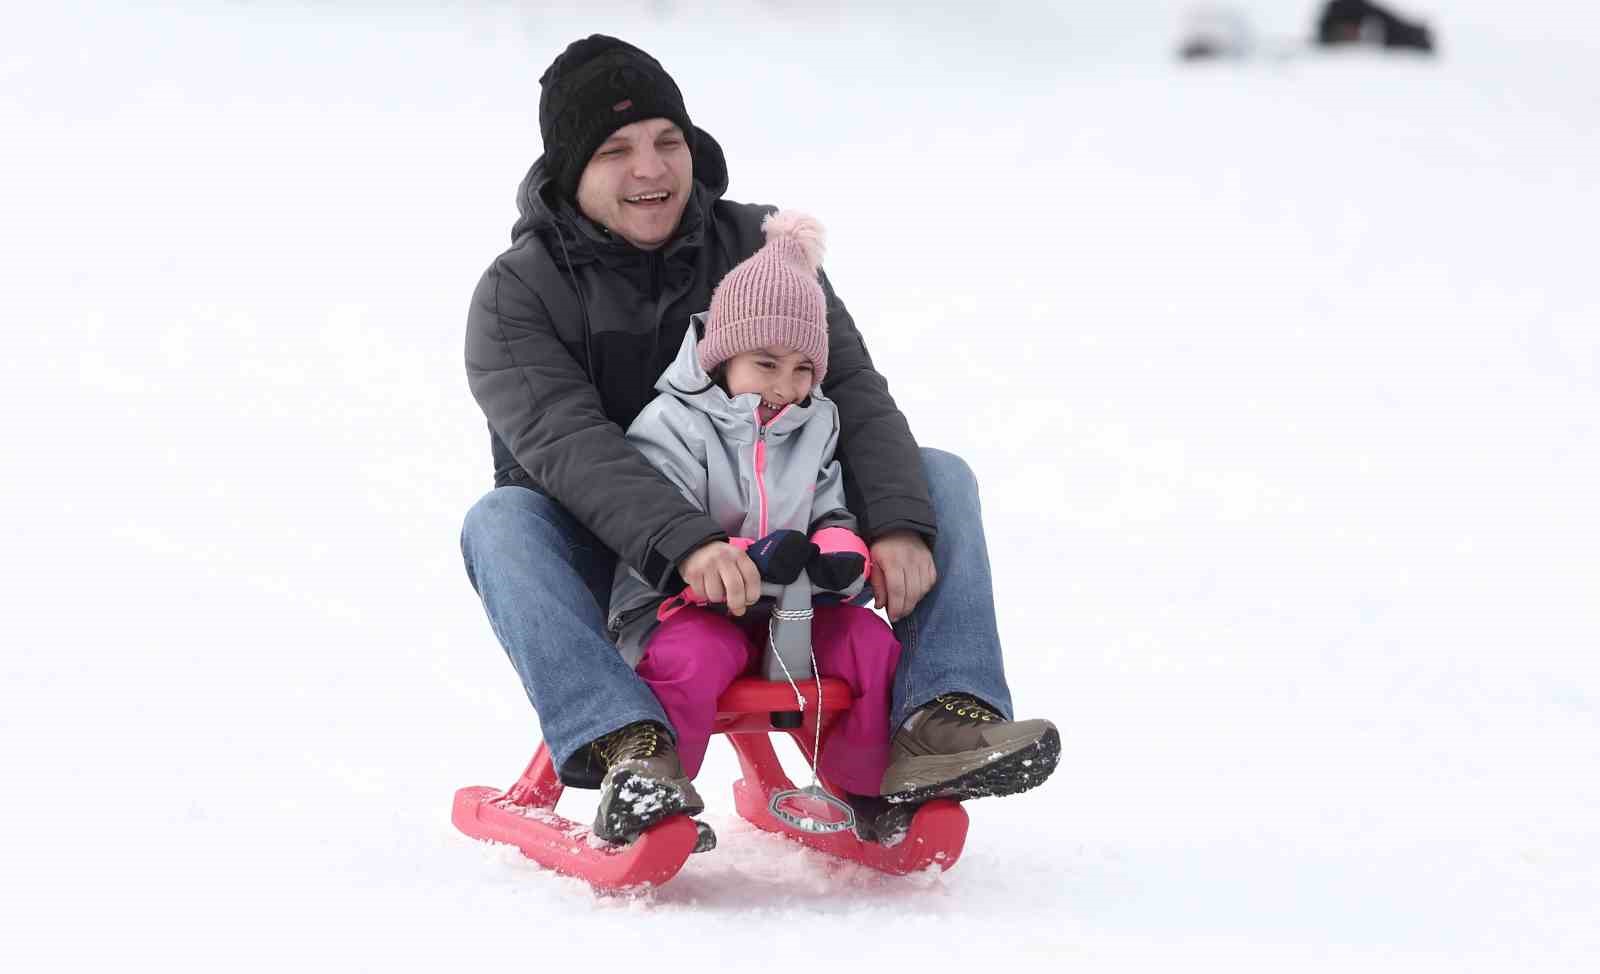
[761,209,826,272]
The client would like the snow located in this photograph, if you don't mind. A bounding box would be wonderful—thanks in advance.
[3,0,1598,970]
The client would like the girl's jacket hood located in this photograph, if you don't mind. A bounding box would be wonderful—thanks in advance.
[606,316,856,665]
[510,126,732,247]
[652,313,821,442]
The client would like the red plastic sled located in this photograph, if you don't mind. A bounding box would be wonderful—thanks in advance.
[452,676,968,889]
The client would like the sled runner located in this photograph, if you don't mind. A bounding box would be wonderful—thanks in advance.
[452,582,969,889]
[451,676,969,889]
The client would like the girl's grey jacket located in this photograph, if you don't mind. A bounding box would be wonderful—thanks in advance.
[608,315,858,665]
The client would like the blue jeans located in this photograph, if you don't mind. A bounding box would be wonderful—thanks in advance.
[460,447,1014,788]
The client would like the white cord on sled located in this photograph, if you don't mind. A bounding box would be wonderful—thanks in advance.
[766,605,855,835]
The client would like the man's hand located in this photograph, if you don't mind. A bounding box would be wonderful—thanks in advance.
[679,541,762,616]
[868,530,936,622]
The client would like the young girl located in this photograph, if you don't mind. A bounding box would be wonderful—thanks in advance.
[602,211,900,846]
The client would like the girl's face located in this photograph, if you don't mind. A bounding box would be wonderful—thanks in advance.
[723,346,815,424]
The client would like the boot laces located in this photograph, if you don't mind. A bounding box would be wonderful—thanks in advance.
[934,693,999,723]
[594,721,665,766]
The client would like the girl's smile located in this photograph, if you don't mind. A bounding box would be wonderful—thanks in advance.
[723,346,815,425]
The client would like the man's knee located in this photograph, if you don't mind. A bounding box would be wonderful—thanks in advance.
[920,447,980,499]
[460,487,576,589]
[463,486,567,546]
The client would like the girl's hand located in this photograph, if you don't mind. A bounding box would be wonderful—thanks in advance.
[746,529,818,585]
[679,541,762,616]
[868,530,937,622]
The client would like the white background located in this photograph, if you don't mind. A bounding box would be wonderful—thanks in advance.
[3,2,1596,970]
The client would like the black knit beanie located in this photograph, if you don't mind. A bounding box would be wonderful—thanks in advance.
[538,35,696,202]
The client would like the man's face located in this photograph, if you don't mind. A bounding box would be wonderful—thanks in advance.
[574,118,693,251]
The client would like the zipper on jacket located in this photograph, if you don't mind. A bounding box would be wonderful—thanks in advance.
[752,404,791,537]
[755,414,770,536]
[648,253,668,373]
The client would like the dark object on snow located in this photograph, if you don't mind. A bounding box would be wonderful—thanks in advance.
[1178,5,1255,61]
[1316,0,1435,53]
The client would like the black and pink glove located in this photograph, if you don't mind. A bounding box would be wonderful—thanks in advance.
[806,527,872,594]
[745,529,819,585]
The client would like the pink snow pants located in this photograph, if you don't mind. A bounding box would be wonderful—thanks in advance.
[634,603,901,797]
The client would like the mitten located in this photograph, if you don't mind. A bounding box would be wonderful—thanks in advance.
[807,551,866,592]
[805,526,871,594]
[745,529,819,585]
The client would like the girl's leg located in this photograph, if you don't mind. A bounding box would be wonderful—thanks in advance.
[808,604,903,796]
[635,608,757,778]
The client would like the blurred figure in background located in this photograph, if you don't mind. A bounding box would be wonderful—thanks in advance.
[1178,5,1257,61]
[1179,1,1436,61]
[1317,0,1435,53]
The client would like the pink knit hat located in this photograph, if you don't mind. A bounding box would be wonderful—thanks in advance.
[699,210,829,384]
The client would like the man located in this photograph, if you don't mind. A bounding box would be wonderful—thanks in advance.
[462,35,1058,846]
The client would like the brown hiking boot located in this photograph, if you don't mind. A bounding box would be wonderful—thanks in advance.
[590,721,706,844]
[879,694,1060,804]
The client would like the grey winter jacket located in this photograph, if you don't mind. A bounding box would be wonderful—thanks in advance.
[607,316,859,664]
[464,127,934,599]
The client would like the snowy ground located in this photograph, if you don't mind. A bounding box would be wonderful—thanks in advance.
[3,1,1597,970]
